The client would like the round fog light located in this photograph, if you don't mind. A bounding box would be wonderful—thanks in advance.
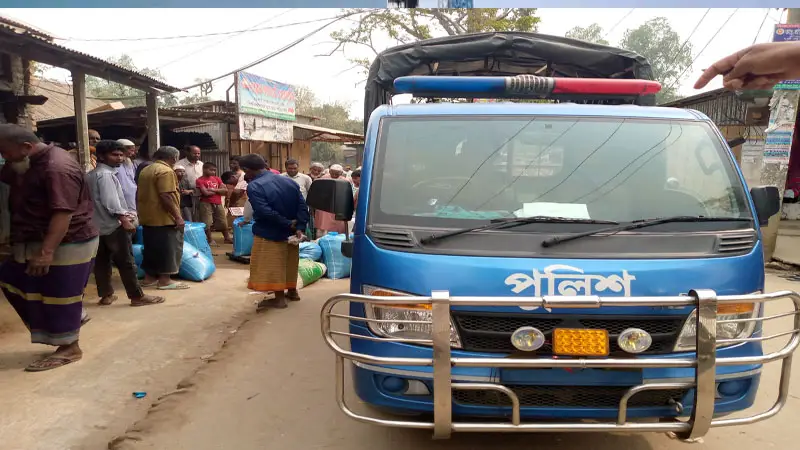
[510,326,545,352]
[381,376,408,393]
[617,328,652,354]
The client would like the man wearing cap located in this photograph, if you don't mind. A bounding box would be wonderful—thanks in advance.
[116,138,139,212]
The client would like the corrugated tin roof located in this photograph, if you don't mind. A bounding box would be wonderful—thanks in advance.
[0,16,54,40]
[293,122,364,142]
[0,17,180,93]
[29,78,110,121]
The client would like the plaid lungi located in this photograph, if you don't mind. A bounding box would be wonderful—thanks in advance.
[0,237,98,346]
[247,236,300,292]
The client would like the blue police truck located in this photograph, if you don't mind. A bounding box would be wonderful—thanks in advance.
[306,33,800,442]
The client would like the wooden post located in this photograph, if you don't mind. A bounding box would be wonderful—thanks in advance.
[71,69,91,172]
[146,91,160,156]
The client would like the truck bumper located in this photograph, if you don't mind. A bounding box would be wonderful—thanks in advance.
[321,290,800,440]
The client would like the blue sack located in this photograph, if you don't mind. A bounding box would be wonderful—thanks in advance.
[299,242,322,261]
[319,232,351,279]
[184,222,212,258]
[132,244,145,279]
[178,241,216,281]
[134,226,143,245]
[232,217,254,257]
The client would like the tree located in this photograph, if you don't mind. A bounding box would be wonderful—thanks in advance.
[565,23,609,46]
[293,85,363,165]
[619,17,692,103]
[85,54,210,108]
[328,8,540,73]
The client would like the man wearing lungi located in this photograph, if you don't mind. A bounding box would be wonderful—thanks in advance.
[0,124,99,371]
[239,154,308,310]
[137,146,189,291]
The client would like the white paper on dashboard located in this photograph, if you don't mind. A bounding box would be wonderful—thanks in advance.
[517,202,591,219]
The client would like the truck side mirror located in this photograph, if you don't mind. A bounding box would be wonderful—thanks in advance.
[307,179,354,221]
[750,186,781,226]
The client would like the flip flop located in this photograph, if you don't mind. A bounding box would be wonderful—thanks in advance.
[25,355,82,372]
[131,295,166,307]
[141,281,158,288]
[157,282,190,290]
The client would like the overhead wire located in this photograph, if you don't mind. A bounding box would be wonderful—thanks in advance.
[179,10,362,91]
[662,8,710,77]
[603,8,635,40]
[752,9,771,45]
[55,14,345,42]
[156,10,295,69]
[665,8,739,92]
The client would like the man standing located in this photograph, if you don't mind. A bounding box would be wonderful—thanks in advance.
[67,129,99,169]
[282,158,312,199]
[137,146,189,290]
[88,140,164,307]
[196,162,231,245]
[115,138,138,212]
[175,166,194,222]
[176,145,204,218]
[239,154,308,310]
[0,124,98,371]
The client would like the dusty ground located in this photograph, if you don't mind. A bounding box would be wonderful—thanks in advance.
[0,242,256,450]
[111,273,800,450]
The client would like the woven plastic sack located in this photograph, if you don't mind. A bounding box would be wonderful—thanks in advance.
[184,222,212,258]
[232,217,254,257]
[297,260,327,289]
[318,232,351,279]
[299,242,322,261]
[178,241,215,281]
[134,226,143,245]
[131,244,145,279]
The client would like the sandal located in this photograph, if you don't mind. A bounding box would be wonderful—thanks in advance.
[140,281,158,288]
[257,298,288,311]
[25,354,82,372]
[157,282,190,290]
[98,295,118,306]
[131,295,166,307]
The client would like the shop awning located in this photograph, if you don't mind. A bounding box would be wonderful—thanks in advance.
[293,123,364,143]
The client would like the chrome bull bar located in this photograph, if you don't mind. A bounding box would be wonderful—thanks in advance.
[320,290,800,441]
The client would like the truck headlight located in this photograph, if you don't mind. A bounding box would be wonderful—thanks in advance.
[362,285,462,348]
[674,302,760,351]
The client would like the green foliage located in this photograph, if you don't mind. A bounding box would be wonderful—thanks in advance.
[329,8,540,73]
[294,86,363,165]
[565,18,693,104]
[619,17,692,104]
[85,54,209,107]
[565,23,609,46]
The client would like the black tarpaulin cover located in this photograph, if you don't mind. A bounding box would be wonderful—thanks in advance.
[363,32,656,132]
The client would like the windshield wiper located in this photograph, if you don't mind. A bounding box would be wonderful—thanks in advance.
[541,215,754,248]
[420,216,619,245]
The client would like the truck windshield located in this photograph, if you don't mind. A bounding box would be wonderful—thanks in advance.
[370,116,750,227]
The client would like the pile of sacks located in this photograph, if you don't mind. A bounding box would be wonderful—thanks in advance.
[131,222,217,282]
[230,217,353,289]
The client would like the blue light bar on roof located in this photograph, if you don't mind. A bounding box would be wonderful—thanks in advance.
[393,75,661,99]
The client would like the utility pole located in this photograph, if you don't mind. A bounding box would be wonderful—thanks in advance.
[762,8,800,260]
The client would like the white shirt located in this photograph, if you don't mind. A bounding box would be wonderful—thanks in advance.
[281,172,313,199]
[175,158,204,186]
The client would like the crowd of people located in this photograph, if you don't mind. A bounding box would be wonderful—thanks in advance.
[0,122,359,372]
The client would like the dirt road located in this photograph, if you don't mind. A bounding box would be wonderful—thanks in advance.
[116,275,800,450]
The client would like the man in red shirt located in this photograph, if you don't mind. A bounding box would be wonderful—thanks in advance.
[196,162,231,245]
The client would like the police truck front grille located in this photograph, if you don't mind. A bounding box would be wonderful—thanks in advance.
[452,385,689,408]
[451,312,685,354]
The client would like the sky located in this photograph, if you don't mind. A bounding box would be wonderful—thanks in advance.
[0,7,788,119]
